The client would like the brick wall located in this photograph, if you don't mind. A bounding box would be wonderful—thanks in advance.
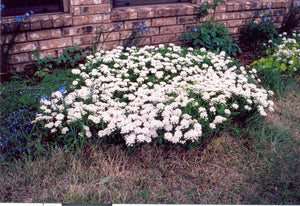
[1,0,293,72]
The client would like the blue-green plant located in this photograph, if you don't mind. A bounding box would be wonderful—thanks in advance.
[181,18,241,56]
[92,11,121,54]
[0,68,74,162]
[122,22,150,51]
[240,9,279,52]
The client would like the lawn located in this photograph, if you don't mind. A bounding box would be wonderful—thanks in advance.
[0,30,299,204]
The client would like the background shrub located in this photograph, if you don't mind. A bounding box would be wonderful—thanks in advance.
[181,18,241,56]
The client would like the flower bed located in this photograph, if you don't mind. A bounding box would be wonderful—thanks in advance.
[33,44,274,148]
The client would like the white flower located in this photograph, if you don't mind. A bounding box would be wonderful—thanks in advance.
[224,109,231,115]
[72,69,81,75]
[72,80,79,86]
[209,123,216,129]
[56,113,64,121]
[61,127,69,134]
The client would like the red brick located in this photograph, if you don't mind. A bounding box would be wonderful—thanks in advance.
[73,16,89,25]
[124,20,152,30]
[226,3,234,12]
[81,4,111,14]
[178,16,198,24]
[145,27,159,36]
[53,17,63,28]
[88,14,111,23]
[227,27,239,35]
[215,5,226,13]
[199,14,213,22]
[31,49,62,60]
[41,19,53,29]
[111,11,131,21]
[135,37,151,47]
[245,2,252,10]
[73,35,97,45]
[105,31,132,41]
[27,29,61,41]
[240,11,253,19]
[62,26,95,37]
[152,17,177,27]
[151,34,176,44]
[138,9,155,19]
[3,33,27,44]
[226,19,244,27]
[70,0,102,6]
[100,41,119,51]
[100,23,124,32]
[155,8,177,18]
[233,3,240,11]
[215,12,240,21]
[73,7,81,15]
[11,42,38,54]
[19,22,30,31]
[39,37,73,50]
[63,16,73,26]
[30,21,42,30]
[9,53,30,64]
[160,25,184,35]
[10,63,28,73]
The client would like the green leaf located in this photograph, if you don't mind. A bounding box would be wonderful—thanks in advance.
[100,176,111,185]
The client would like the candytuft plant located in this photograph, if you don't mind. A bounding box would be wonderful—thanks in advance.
[33,44,274,151]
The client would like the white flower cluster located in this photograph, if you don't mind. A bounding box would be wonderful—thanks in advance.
[33,44,274,147]
[272,31,300,71]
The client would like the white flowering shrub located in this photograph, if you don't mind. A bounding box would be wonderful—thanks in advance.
[33,44,274,149]
[251,31,299,93]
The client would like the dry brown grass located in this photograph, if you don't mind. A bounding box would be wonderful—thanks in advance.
[0,86,299,204]
[0,133,259,204]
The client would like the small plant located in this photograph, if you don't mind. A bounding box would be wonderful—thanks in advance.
[122,22,150,51]
[92,11,150,53]
[198,0,226,18]
[181,18,241,56]
[92,11,122,54]
[240,9,279,53]
[251,31,300,95]
[32,44,87,82]
[56,44,87,69]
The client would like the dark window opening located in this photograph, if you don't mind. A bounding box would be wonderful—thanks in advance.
[113,0,191,8]
[1,0,64,16]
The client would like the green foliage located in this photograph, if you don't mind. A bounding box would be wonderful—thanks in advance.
[0,69,75,162]
[181,18,241,56]
[198,0,226,18]
[240,9,279,53]
[250,32,300,96]
[31,44,87,82]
